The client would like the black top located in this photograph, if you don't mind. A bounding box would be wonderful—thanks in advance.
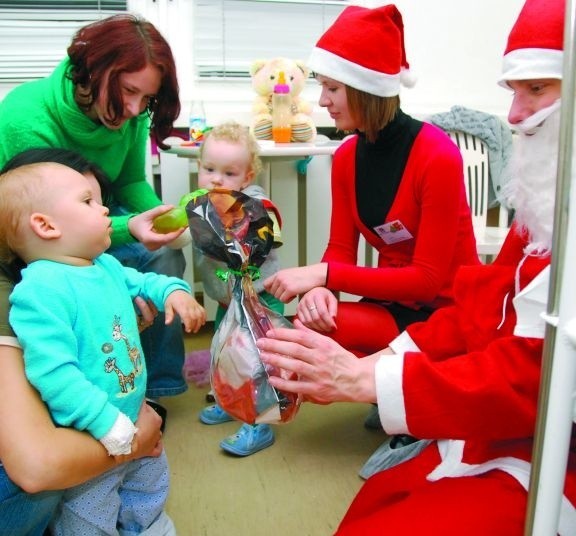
[355,110,423,231]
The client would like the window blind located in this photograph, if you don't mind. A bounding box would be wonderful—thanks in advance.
[0,1,127,83]
[193,0,347,79]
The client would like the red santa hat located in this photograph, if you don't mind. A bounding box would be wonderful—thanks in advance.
[499,0,565,88]
[307,4,416,98]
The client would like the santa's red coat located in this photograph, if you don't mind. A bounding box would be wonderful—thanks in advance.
[338,224,576,535]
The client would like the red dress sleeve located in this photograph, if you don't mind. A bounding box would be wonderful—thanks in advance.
[323,124,479,307]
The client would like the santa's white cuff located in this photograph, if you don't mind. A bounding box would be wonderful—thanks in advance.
[389,330,421,354]
[375,352,407,434]
[100,413,137,455]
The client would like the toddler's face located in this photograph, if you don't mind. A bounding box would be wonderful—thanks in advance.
[197,138,253,192]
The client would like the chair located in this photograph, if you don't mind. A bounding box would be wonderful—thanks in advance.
[446,130,509,261]
[360,130,509,269]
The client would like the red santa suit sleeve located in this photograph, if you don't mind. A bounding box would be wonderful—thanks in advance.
[390,224,529,358]
[341,226,576,534]
[378,224,548,440]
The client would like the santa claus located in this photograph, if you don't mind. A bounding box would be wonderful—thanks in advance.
[256,0,576,533]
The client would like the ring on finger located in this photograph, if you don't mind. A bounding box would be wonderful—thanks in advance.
[308,305,317,311]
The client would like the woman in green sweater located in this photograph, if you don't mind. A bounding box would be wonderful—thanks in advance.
[0,14,190,416]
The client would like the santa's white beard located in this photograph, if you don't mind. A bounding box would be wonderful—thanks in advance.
[503,108,561,255]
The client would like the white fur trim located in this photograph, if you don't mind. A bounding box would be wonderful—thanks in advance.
[400,68,417,88]
[429,440,534,485]
[375,352,407,433]
[427,439,466,480]
[308,47,402,97]
[427,439,576,535]
[499,48,563,88]
[389,330,421,354]
[512,265,550,338]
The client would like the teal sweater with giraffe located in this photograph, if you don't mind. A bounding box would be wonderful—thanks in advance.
[9,254,190,440]
[0,59,162,246]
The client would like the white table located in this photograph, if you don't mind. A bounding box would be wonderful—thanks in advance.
[159,138,340,317]
[165,139,340,159]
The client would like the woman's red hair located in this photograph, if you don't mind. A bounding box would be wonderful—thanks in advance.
[67,14,180,148]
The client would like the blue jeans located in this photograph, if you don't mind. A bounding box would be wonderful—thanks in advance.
[0,464,63,536]
[108,240,187,398]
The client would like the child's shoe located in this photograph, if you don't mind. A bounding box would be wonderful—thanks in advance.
[199,404,234,425]
[219,423,275,456]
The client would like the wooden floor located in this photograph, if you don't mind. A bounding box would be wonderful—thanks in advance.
[161,326,386,535]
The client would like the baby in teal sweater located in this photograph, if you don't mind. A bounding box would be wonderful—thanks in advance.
[0,156,205,535]
[0,13,190,421]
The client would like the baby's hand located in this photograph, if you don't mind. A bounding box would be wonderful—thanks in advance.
[164,290,207,333]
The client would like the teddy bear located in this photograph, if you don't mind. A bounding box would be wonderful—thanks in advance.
[250,57,317,143]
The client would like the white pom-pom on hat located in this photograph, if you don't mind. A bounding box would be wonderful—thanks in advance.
[400,68,417,89]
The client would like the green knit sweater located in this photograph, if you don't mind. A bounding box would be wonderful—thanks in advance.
[0,59,162,245]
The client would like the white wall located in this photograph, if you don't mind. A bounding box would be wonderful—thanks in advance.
[384,0,525,119]
[1,0,525,126]
[131,0,525,127]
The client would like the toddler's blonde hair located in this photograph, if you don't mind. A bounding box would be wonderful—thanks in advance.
[199,121,262,177]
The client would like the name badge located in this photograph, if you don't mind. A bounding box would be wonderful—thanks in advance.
[374,220,413,244]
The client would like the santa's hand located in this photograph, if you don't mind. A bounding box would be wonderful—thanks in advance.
[256,320,378,405]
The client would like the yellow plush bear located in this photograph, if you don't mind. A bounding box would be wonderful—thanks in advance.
[250,57,317,143]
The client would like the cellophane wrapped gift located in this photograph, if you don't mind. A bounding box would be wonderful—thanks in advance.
[186,188,301,424]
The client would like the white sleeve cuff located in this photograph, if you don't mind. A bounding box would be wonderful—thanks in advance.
[0,335,20,348]
[375,352,408,434]
[100,413,137,455]
[167,228,192,250]
[389,330,421,355]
